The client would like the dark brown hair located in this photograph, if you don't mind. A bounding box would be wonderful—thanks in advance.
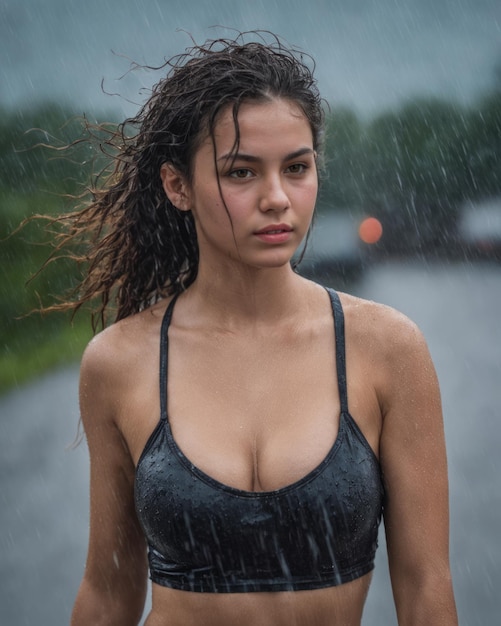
[45,32,325,330]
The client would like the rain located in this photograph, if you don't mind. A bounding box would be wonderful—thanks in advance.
[1,0,501,624]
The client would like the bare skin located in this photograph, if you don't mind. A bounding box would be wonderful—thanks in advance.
[71,99,457,625]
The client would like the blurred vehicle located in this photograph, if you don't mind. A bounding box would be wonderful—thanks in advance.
[457,197,501,260]
[296,209,366,282]
[361,200,458,257]
[359,196,501,261]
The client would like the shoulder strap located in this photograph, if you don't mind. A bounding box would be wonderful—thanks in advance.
[326,288,349,414]
[159,293,180,421]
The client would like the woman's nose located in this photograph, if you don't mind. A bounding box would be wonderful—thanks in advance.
[258,175,290,212]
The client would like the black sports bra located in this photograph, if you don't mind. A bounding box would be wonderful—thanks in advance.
[135,288,384,593]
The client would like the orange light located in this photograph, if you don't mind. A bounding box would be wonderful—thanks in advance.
[358,217,383,244]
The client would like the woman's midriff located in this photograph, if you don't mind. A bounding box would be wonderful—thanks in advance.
[144,573,372,626]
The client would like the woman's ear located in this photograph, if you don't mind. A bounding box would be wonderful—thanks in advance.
[160,163,191,211]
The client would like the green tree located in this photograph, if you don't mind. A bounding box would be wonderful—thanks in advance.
[0,103,97,195]
[360,98,471,252]
[320,107,365,209]
[466,91,501,197]
[0,102,115,392]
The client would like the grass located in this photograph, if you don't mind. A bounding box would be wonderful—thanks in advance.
[0,315,93,395]
[0,187,94,396]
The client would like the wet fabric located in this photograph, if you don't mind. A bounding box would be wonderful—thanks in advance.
[134,288,384,593]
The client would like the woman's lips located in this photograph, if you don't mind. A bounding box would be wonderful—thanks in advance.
[254,224,293,244]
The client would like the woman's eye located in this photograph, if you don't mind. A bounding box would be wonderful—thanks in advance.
[287,163,307,174]
[229,168,252,179]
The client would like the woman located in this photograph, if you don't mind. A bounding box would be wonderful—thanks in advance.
[68,34,457,625]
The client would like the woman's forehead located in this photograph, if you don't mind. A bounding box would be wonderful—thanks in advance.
[208,98,312,149]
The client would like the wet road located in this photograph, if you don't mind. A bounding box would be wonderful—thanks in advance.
[1,259,500,625]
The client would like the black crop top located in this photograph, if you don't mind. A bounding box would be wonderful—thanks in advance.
[135,288,384,593]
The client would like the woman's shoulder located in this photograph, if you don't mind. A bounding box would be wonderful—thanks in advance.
[337,290,429,359]
[79,298,171,394]
[336,291,436,417]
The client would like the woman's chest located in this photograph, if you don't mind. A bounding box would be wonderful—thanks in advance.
[165,329,341,491]
[121,317,381,490]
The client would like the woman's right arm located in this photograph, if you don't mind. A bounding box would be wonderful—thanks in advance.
[71,334,148,626]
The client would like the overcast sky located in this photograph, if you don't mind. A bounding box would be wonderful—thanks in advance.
[1,0,500,118]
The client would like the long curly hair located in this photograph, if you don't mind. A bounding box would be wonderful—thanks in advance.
[44,32,325,330]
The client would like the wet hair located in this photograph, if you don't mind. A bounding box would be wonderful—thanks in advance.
[46,31,325,329]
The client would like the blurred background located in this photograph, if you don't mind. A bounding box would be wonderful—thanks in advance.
[1,0,500,624]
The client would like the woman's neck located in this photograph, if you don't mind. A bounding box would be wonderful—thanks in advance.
[182,262,313,331]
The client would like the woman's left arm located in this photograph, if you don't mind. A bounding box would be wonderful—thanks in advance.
[378,312,458,625]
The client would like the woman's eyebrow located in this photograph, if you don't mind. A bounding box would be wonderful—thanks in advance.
[217,147,315,162]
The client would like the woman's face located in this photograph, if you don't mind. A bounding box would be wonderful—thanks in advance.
[171,97,318,273]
